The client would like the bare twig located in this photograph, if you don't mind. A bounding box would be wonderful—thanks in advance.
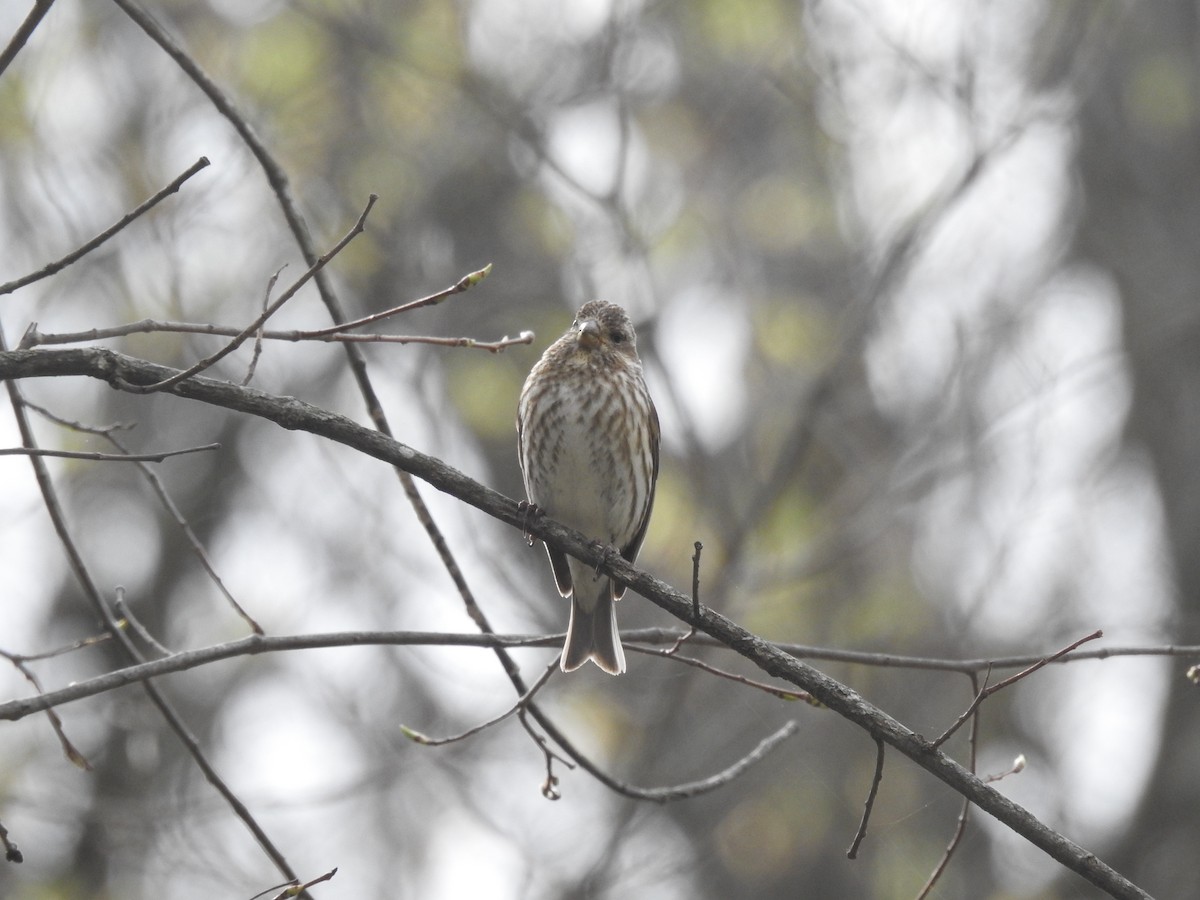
[249,867,338,900]
[640,645,817,703]
[319,331,533,351]
[272,867,338,900]
[401,658,559,746]
[2,158,210,298]
[7,629,113,662]
[22,399,135,435]
[918,790,973,898]
[23,319,535,352]
[112,587,172,656]
[0,443,219,462]
[103,433,263,634]
[519,706,577,801]
[666,541,704,654]
[298,263,494,338]
[111,195,377,394]
[934,667,992,751]
[242,267,284,386]
[0,646,93,770]
[983,630,1104,693]
[636,721,799,802]
[0,0,54,80]
[918,672,982,899]
[771,635,1198,672]
[648,626,1200,673]
[0,630,565,722]
[934,630,1103,748]
[846,737,885,859]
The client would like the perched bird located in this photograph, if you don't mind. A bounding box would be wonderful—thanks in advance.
[517,301,660,675]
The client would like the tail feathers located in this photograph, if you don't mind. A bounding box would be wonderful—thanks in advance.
[561,589,626,675]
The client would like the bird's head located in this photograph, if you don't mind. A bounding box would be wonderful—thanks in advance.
[570,300,637,359]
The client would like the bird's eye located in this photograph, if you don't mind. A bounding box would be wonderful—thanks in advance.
[609,329,627,344]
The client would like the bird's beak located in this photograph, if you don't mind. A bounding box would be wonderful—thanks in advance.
[577,318,601,350]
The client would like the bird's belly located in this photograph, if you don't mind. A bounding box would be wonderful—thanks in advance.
[530,418,624,544]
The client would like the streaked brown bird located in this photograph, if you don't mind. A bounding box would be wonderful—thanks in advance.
[517,300,660,675]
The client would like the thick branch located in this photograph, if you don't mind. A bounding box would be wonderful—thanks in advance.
[0,346,1148,900]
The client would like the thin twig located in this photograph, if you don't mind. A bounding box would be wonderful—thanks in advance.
[633,626,1200,672]
[917,672,982,899]
[6,630,113,662]
[297,263,493,338]
[0,646,93,770]
[934,666,992,751]
[934,630,1102,747]
[639,645,817,703]
[103,433,263,635]
[113,587,172,656]
[666,541,703,654]
[314,331,533,351]
[984,629,1104,693]
[23,319,535,352]
[0,630,550,722]
[846,738,885,858]
[265,867,338,900]
[519,706,577,801]
[636,721,799,802]
[0,443,219,462]
[401,658,558,746]
[242,267,284,386]
[0,0,55,80]
[22,399,135,435]
[112,195,377,394]
[2,157,210,298]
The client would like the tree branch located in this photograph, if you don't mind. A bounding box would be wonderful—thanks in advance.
[0,157,210,297]
[0,443,219,462]
[0,0,54,81]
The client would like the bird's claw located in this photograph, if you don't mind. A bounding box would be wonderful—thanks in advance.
[518,500,542,547]
[591,541,619,578]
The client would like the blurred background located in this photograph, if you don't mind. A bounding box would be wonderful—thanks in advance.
[0,0,1195,897]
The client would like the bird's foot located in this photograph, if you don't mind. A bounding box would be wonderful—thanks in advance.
[591,540,619,578]
[517,500,542,547]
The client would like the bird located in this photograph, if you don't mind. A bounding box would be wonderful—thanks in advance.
[517,300,660,675]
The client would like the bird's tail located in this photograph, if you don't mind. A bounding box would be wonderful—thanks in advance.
[561,585,626,675]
